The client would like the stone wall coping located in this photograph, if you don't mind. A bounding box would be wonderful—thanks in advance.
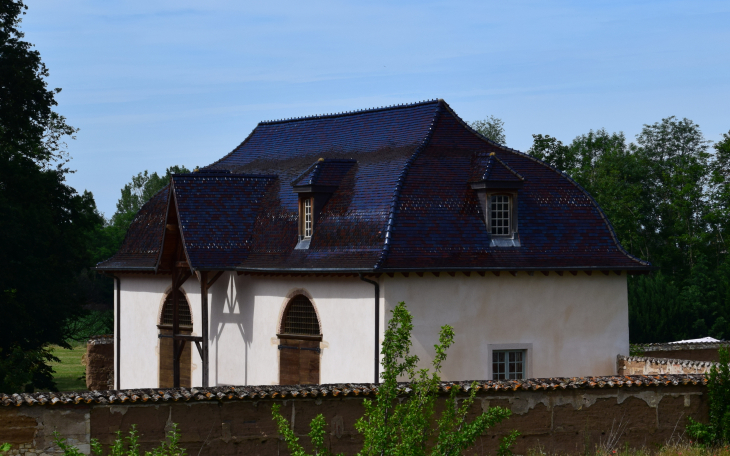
[618,354,717,368]
[642,341,730,352]
[0,375,707,408]
[87,334,114,345]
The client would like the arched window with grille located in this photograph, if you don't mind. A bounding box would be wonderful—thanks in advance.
[278,295,321,385]
[158,292,193,388]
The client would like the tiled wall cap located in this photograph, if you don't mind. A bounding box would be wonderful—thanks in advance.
[0,376,707,408]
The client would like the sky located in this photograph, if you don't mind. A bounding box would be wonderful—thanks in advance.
[22,0,730,217]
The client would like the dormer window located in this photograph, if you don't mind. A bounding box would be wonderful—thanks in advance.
[291,158,358,250]
[490,195,511,236]
[302,197,313,238]
[470,153,524,247]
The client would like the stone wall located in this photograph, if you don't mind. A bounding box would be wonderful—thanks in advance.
[617,355,716,375]
[0,376,709,455]
[84,335,114,391]
[642,341,730,363]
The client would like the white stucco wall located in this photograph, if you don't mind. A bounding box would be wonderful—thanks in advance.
[115,271,628,389]
[382,272,629,379]
[116,273,383,389]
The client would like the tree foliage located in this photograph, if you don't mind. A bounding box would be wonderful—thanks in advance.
[469,115,506,145]
[687,348,730,445]
[272,302,514,456]
[529,119,730,343]
[0,0,101,392]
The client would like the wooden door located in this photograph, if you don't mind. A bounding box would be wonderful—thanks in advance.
[279,339,320,385]
[159,328,192,388]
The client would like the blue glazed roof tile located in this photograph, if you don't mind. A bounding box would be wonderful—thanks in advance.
[96,100,649,272]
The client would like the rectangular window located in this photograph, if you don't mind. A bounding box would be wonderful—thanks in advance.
[490,195,511,236]
[492,350,525,380]
[304,198,312,238]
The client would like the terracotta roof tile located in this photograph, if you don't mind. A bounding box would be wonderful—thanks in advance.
[1,376,706,407]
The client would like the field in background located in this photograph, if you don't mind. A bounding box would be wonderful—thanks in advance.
[49,343,86,392]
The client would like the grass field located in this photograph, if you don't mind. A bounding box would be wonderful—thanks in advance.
[49,343,87,392]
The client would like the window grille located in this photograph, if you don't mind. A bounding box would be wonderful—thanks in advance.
[304,198,313,238]
[492,350,525,380]
[282,295,320,335]
[490,195,511,236]
[161,293,193,327]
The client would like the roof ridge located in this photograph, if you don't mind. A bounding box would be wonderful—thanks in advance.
[483,154,525,181]
[176,172,278,179]
[374,102,444,270]
[258,99,440,126]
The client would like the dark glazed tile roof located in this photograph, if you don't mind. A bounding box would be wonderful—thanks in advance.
[96,99,649,273]
[481,154,524,183]
[172,173,278,269]
[0,376,706,407]
[292,159,358,188]
[95,188,169,271]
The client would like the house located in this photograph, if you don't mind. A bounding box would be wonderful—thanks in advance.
[95,99,650,390]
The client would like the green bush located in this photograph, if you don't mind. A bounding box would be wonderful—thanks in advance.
[272,301,517,456]
[687,347,730,444]
[53,423,186,456]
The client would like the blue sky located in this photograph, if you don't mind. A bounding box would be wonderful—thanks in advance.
[23,0,730,217]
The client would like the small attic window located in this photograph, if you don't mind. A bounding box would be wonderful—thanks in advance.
[302,197,313,239]
[490,195,511,236]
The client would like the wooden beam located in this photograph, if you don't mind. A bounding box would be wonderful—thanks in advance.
[601,270,610,276]
[527,271,534,276]
[387,273,394,278]
[477,271,485,277]
[614,270,622,276]
[463,271,471,277]
[447,271,456,277]
[492,271,500,277]
[556,271,563,276]
[541,271,549,276]
[172,269,180,387]
[432,272,440,277]
[416,272,424,277]
[509,271,517,277]
[200,271,209,388]
[175,261,189,269]
[585,271,592,276]
[402,272,409,278]
[207,271,224,288]
[569,271,578,276]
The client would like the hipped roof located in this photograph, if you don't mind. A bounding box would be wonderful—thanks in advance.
[96,99,649,273]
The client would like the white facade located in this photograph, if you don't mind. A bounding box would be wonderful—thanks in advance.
[114,271,629,389]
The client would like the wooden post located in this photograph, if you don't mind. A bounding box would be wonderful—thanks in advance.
[172,268,180,388]
[200,271,209,387]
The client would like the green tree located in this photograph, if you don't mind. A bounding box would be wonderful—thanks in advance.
[0,0,102,392]
[708,131,730,260]
[272,302,513,456]
[469,115,506,145]
[527,134,577,173]
[110,166,189,233]
[633,117,711,274]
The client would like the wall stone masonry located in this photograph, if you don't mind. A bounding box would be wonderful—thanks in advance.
[0,376,710,455]
[83,335,114,391]
[642,341,730,363]
[617,355,716,375]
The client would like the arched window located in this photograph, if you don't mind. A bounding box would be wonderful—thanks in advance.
[279,294,321,385]
[160,293,193,327]
[281,295,320,335]
[158,291,192,388]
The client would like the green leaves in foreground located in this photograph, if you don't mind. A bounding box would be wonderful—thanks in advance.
[53,424,186,456]
[687,348,730,445]
[272,301,514,456]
